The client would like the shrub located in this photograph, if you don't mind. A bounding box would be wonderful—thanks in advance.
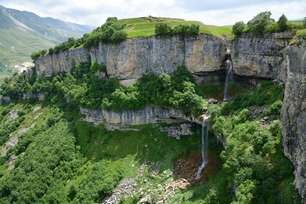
[265,22,278,33]
[111,30,128,43]
[247,11,274,35]
[277,14,288,32]
[296,29,306,39]
[155,23,172,36]
[31,50,47,61]
[232,21,246,36]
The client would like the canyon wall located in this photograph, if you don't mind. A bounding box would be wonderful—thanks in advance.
[80,106,189,129]
[282,46,306,201]
[231,32,292,81]
[34,32,305,201]
[35,34,226,82]
[35,32,292,82]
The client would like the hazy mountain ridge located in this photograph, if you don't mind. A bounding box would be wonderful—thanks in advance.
[0,5,92,73]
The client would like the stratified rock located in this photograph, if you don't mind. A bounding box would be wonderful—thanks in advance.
[160,123,193,139]
[35,34,226,80]
[232,32,293,81]
[80,106,188,129]
[282,46,306,202]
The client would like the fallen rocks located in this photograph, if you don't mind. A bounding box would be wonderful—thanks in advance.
[160,123,193,139]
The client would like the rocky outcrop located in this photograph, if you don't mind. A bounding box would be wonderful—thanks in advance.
[35,32,295,82]
[232,32,293,81]
[80,106,190,129]
[35,34,226,80]
[282,46,306,202]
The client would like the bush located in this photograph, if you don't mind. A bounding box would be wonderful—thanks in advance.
[155,23,199,37]
[296,29,306,39]
[31,50,47,61]
[232,21,246,36]
[277,14,288,32]
[155,23,172,36]
[111,30,128,43]
[247,11,274,35]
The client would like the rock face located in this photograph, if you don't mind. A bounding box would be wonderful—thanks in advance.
[80,106,189,129]
[35,32,294,81]
[282,46,306,202]
[232,32,293,81]
[35,34,226,80]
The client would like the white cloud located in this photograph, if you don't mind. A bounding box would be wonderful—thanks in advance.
[0,0,305,26]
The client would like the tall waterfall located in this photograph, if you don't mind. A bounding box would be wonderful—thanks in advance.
[195,115,209,180]
[223,59,233,101]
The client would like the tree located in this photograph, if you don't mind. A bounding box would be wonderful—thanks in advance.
[155,23,172,36]
[303,17,306,28]
[232,21,246,36]
[247,11,273,35]
[277,14,288,32]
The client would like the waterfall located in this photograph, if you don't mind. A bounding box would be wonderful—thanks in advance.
[223,59,233,101]
[195,115,209,180]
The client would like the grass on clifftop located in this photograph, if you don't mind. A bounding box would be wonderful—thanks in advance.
[116,17,233,38]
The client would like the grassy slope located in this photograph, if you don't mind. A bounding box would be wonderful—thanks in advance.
[0,27,56,67]
[116,17,233,38]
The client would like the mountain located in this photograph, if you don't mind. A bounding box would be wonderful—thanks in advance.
[0,5,92,74]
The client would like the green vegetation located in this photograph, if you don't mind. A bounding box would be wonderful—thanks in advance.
[278,14,289,32]
[0,63,207,116]
[31,16,233,60]
[155,23,199,37]
[232,11,305,37]
[296,29,306,39]
[0,103,202,203]
[168,81,300,203]
[232,21,246,36]
[0,77,300,203]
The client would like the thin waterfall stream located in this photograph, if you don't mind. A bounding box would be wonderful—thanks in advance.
[224,48,233,101]
[195,114,209,180]
[223,59,233,101]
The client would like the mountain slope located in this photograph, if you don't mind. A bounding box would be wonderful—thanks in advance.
[0,5,92,73]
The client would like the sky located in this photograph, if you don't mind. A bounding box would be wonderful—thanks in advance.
[0,0,305,26]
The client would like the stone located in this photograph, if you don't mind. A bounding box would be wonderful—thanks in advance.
[80,106,188,128]
[160,123,193,139]
[208,98,218,104]
[281,46,306,202]
[35,34,226,81]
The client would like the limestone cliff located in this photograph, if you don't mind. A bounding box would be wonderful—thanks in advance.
[35,34,226,81]
[282,46,306,201]
[35,32,293,81]
[80,106,189,129]
[34,32,306,200]
[231,32,292,81]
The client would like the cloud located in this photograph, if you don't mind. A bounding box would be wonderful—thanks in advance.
[0,0,305,26]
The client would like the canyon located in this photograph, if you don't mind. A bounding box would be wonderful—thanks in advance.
[33,31,306,201]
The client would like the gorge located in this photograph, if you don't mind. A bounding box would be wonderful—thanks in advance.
[0,15,305,203]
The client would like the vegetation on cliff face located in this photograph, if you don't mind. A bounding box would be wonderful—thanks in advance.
[0,71,300,203]
[0,63,207,116]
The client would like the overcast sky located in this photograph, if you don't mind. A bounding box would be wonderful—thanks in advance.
[0,0,305,26]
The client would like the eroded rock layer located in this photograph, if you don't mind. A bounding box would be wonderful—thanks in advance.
[282,46,306,201]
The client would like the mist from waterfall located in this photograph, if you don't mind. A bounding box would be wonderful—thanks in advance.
[195,117,209,180]
[224,59,233,101]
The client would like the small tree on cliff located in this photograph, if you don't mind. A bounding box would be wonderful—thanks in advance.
[247,11,273,35]
[233,21,246,36]
[155,23,172,36]
[277,14,288,32]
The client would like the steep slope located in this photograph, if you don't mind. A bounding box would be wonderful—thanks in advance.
[0,5,91,72]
